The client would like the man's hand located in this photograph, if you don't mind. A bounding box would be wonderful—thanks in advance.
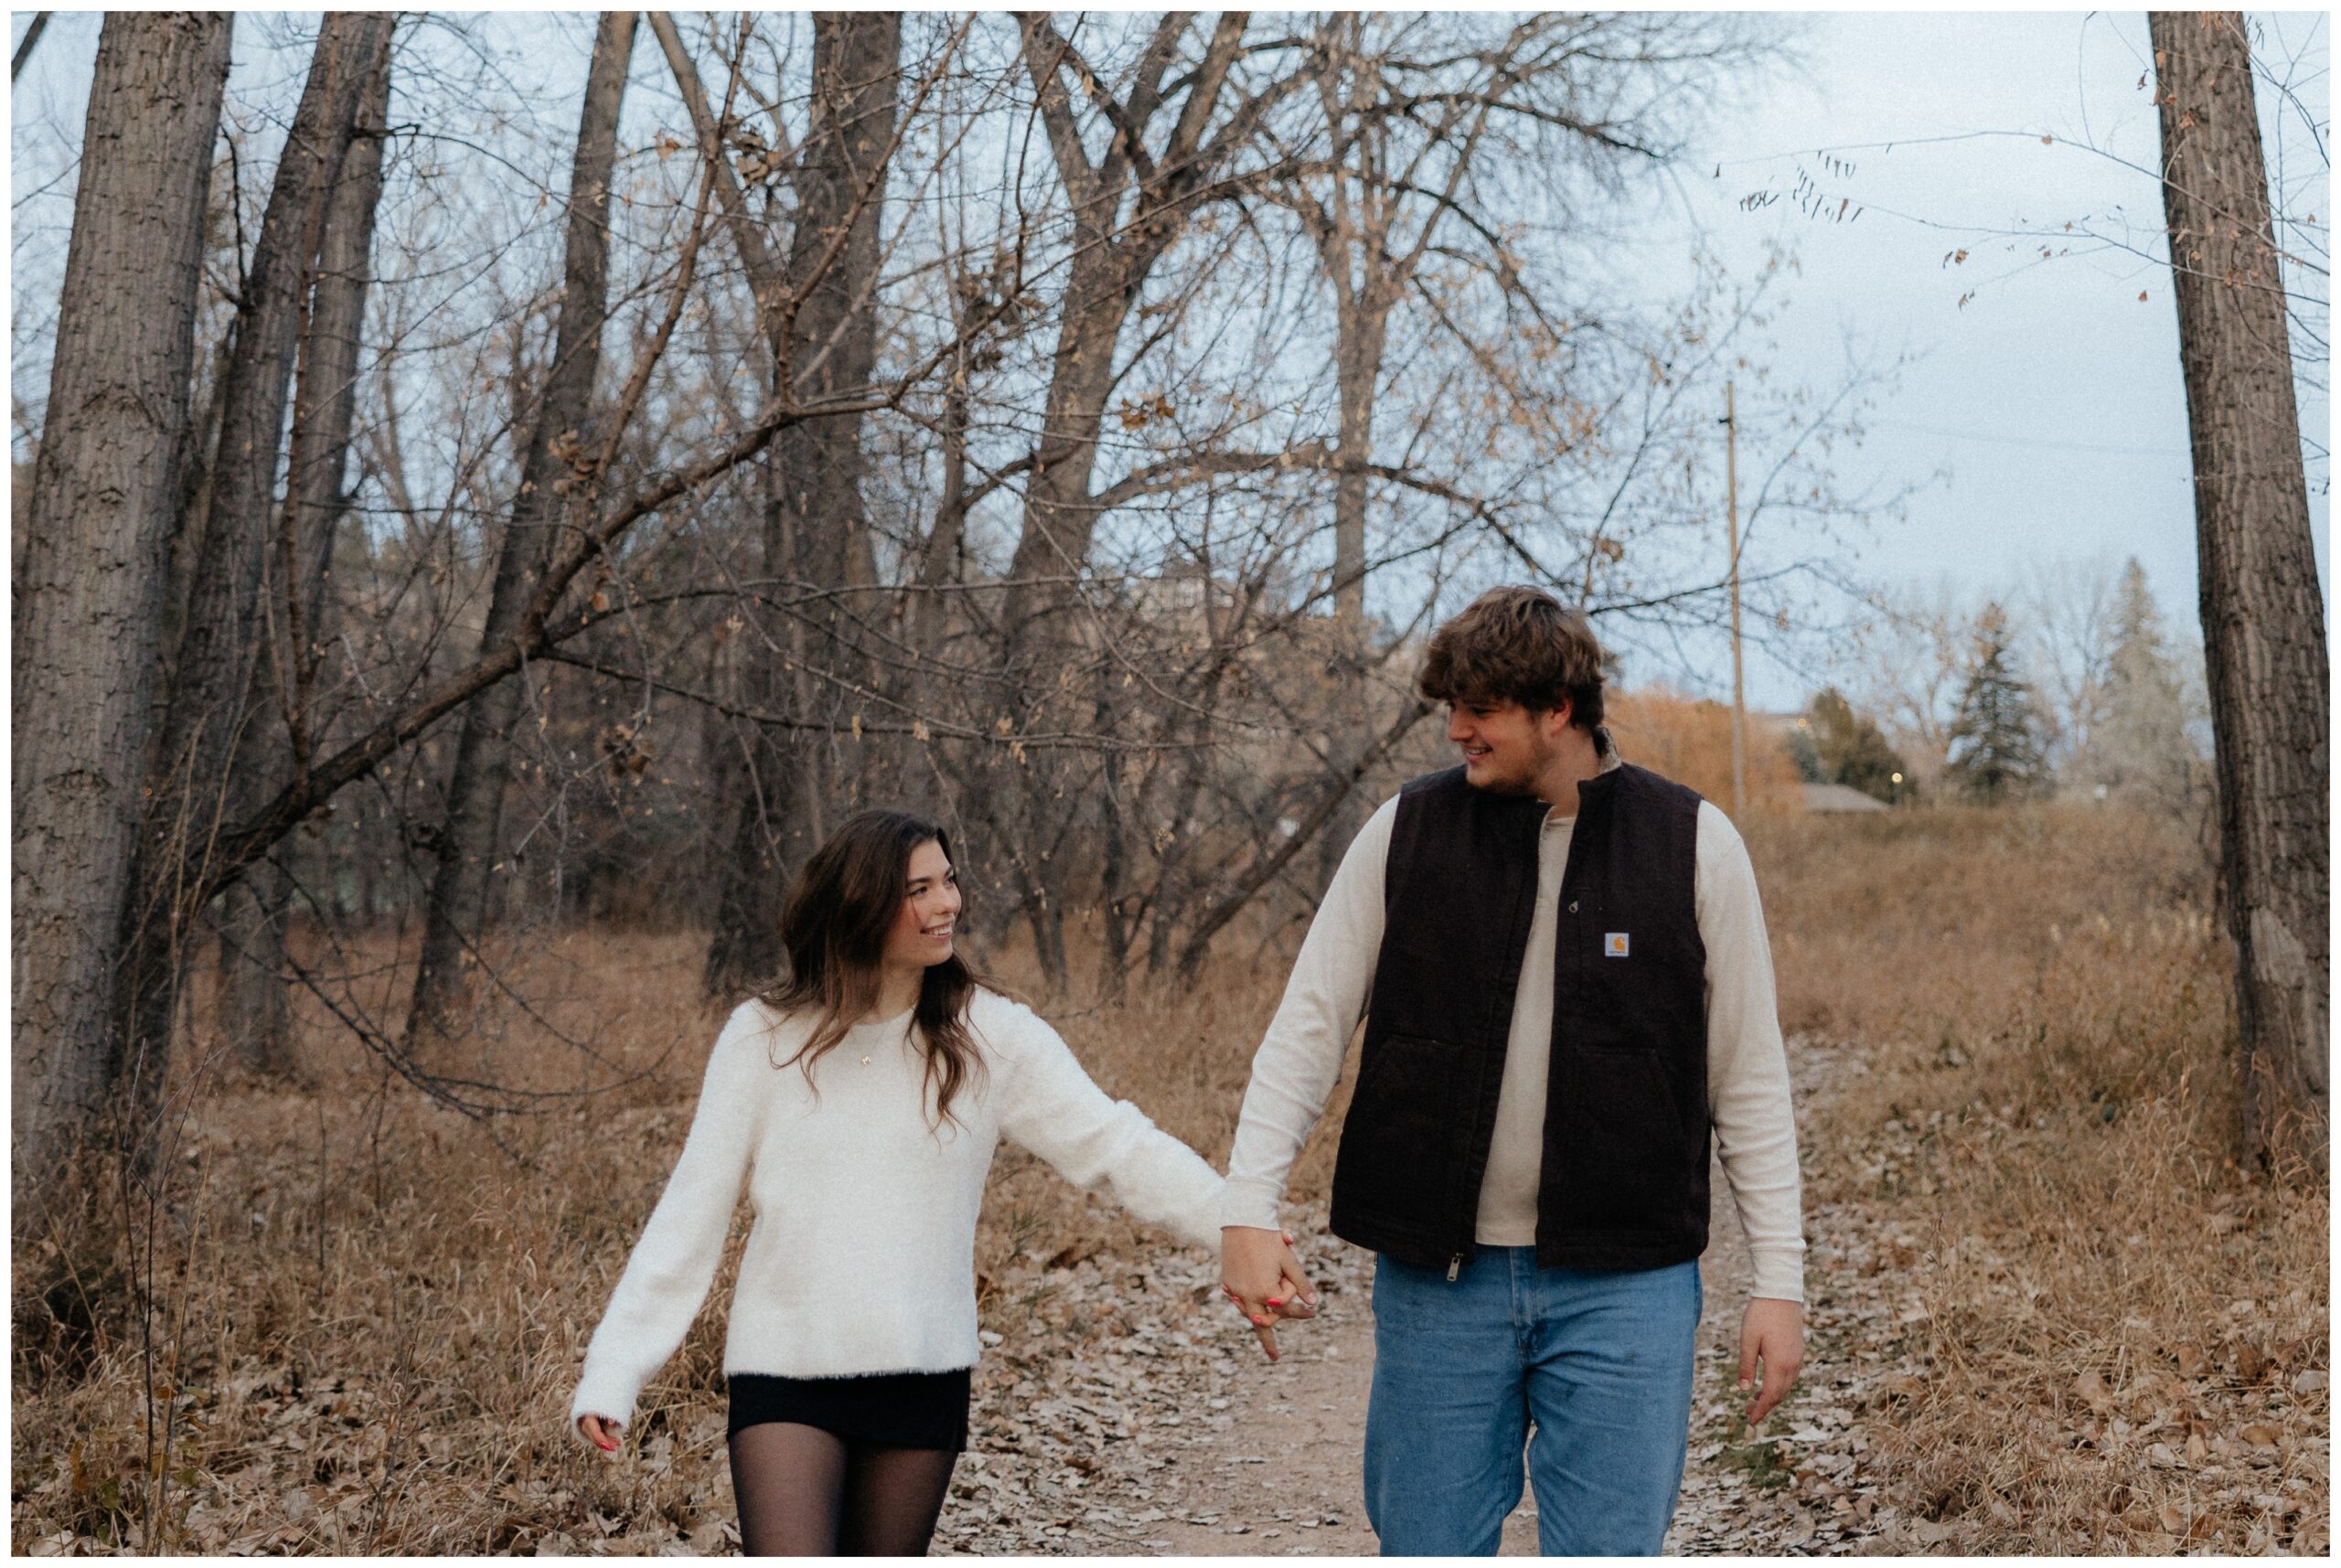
[1737,1297,1805,1424]
[1220,1225,1319,1361]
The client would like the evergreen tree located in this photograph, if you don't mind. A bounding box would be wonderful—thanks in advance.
[1786,722,1825,784]
[1945,603,2047,803]
[1806,687,1907,802]
[2081,560,2201,812]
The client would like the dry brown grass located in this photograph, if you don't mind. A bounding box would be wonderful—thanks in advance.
[11,801,2326,1554]
[9,915,1320,1556]
[1748,804,2327,1554]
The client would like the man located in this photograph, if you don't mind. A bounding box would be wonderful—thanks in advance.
[1218,585,1806,1556]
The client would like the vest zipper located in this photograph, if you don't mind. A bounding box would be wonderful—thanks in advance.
[1447,1253,1462,1282]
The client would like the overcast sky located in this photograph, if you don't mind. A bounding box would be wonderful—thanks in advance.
[1637,6,2328,709]
[10,8,2328,715]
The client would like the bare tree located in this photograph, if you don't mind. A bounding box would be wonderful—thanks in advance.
[2151,9,2329,1155]
[124,24,997,1010]
[12,11,232,1227]
[2015,555,2119,776]
[406,13,639,1056]
[963,13,1292,985]
[115,11,395,1169]
[11,11,1898,1206]
[1268,12,1763,874]
[220,27,398,1075]
[690,11,905,997]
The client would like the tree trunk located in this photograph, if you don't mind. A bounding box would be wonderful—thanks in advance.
[2150,10,2330,1158]
[222,30,394,1077]
[907,376,970,654]
[407,13,637,1052]
[701,12,902,998]
[12,11,230,1227]
[979,15,1250,976]
[992,13,1248,669]
[701,450,817,997]
[1316,281,1394,890]
[1293,20,1415,895]
[114,10,391,1168]
[158,327,236,705]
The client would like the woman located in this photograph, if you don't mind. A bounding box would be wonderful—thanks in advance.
[570,809,1238,1555]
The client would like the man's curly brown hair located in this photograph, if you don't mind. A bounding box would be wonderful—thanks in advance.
[1417,585,1608,748]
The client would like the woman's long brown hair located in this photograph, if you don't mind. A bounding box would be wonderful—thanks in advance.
[754,809,989,1126]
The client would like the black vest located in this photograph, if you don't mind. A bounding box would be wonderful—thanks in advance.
[1327,761,1712,1273]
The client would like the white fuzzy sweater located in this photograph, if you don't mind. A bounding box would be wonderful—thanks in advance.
[569,990,1224,1437]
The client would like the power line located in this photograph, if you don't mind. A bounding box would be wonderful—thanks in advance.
[1866,418,2192,457]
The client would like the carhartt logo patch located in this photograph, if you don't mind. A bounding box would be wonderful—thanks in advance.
[1604,932,1630,958]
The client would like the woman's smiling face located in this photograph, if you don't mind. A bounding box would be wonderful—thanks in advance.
[882,837,961,972]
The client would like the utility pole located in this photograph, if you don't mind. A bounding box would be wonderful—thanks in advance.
[1724,379,1747,818]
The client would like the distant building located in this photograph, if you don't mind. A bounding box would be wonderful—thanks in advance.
[1801,782,1889,814]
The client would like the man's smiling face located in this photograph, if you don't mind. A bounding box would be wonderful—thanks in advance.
[1446,697,1567,796]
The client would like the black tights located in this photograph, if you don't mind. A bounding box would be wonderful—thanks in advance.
[727,1421,958,1556]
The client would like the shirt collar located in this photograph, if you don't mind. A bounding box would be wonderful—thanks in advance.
[1541,731,1624,827]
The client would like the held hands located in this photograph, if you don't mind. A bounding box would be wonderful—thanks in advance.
[1737,1297,1805,1424]
[1220,1225,1319,1361]
[576,1413,625,1454]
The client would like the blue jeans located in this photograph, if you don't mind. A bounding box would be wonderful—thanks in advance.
[1363,1248,1702,1556]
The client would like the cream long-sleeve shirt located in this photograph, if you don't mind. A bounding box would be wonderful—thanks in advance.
[571,989,1224,1439]
[1221,768,1807,1303]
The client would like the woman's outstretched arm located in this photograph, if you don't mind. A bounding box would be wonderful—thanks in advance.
[988,999,1225,1251]
[569,1002,768,1445]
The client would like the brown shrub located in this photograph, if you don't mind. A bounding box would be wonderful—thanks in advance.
[1607,684,1805,816]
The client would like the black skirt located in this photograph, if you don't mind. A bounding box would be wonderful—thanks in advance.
[725,1368,972,1452]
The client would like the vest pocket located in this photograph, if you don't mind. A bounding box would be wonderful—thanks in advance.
[1554,1048,1688,1236]
[1333,1031,1484,1234]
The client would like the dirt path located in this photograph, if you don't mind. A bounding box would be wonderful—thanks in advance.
[1122,1159,1869,1558]
[937,1035,1909,1557]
